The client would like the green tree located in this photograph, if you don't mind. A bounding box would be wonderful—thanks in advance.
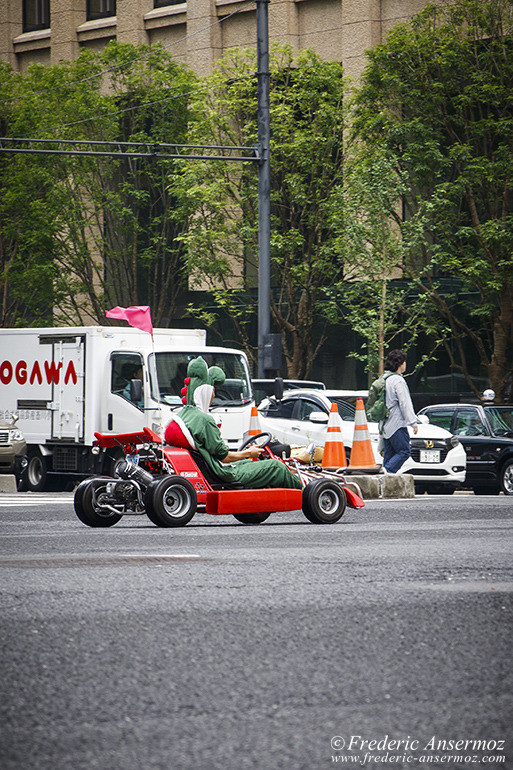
[0,42,196,327]
[354,0,513,401]
[177,47,348,376]
[335,140,444,384]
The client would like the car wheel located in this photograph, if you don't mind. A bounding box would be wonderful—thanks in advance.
[145,476,197,527]
[233,513,271,524]
[26,450,48,492]
[302,479,346,524]
[74,478,123,527]
[472,485,499,495]
[426,485,455,495]
[499,460,513,495]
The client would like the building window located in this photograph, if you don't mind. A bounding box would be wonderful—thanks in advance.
[23,0,50,32]
[154,0,185,7]
[87,0,116,21]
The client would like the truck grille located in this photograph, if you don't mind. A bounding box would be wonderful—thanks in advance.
[0,431,9,445]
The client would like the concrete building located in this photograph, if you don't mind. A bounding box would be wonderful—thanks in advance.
[1,0,431,79]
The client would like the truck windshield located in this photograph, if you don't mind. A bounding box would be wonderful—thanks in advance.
[151,352,253,408]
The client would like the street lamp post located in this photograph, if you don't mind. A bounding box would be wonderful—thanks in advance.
[256,0,271,378]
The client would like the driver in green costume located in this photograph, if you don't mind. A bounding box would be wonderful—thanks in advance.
[177,357,302,490]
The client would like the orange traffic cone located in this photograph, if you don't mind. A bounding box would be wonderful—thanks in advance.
[348,398,380,471]
[248,406,262,436]
[322,403,348,469]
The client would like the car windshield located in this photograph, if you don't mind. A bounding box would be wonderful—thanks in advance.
[328,396,363,421]
[150,352,253,408]
[485,406,513,436]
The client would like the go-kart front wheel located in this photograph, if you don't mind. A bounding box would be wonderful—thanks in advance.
[145,476,197,527]
[74,478,123,527]
[302,479,346,524]
[233,512,271,524]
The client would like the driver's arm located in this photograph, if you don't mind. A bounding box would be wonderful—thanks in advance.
[221,446,264,463]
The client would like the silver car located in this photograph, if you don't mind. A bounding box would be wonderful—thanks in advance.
[0,414,27,481]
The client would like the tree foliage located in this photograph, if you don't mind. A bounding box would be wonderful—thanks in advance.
[0,42,196,327]
[177,47,348,376]
[354,0,513,400]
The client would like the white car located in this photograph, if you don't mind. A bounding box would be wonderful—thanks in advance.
[258,389,467,493]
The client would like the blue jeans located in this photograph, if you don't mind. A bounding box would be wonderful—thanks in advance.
[383,427,411,473]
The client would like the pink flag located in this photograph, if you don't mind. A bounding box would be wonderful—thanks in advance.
[106,305,153,335]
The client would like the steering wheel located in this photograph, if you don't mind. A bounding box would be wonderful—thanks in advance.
[238,432,273,452]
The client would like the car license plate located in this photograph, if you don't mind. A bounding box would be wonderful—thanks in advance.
[420,449,440,463]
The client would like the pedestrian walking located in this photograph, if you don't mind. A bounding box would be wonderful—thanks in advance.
[381,349,418,473]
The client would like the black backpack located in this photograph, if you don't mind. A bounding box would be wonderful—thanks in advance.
[366,372,396,422]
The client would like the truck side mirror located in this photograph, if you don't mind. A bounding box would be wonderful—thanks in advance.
[273,377,284,401]
[130,379,143,404]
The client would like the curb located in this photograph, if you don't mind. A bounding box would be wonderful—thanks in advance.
[343,473,415,500]
[0,475,18,493]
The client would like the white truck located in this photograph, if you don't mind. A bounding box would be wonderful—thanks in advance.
[0,326,254,491]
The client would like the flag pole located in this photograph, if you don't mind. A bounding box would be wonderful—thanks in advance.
[150,330,165,444]
[105,305,164,443]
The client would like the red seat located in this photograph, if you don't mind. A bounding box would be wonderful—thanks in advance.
[164,419,195,449]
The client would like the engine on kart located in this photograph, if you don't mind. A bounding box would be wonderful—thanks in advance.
[116,459,155,489]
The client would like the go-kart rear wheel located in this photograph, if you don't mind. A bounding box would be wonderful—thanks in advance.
[233,512,271,524]
[74,478,123,527]
[302,479,346,524]
[145,476,197,527]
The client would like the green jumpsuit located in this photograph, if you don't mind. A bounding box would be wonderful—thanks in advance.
[179,405,302,489]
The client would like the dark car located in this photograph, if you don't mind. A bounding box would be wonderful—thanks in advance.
[419,403,513,495]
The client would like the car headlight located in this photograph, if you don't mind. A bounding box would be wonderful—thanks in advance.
[449,436,460,448]
[9,429,24,441]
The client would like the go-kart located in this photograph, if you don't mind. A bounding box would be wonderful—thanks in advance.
[73,428,364,528]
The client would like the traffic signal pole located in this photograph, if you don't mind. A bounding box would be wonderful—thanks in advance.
[256,0,271,378]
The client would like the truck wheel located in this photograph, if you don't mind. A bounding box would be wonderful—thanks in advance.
[302,479,346,524]
[145,476,197,527]
[26,450,48,492]
[500,460,513,495]
[233,513,271,524]
[74,478,122,527]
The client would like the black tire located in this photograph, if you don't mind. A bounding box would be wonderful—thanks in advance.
[302,479,346,524]
[145,476,197,527]
[426,485,456,495]
[499,459,513,495]
[26,450,48,492]
[473,486,499,495]
[74,478,123,527]
[233,512,271,524]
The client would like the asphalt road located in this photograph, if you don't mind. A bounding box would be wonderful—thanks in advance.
[0,492,512,770]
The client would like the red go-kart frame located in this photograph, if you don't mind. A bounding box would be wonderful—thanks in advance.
[73,427,364,528]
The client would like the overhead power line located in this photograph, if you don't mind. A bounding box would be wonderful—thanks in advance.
[0,137,260,162]
[27,84,213,137]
